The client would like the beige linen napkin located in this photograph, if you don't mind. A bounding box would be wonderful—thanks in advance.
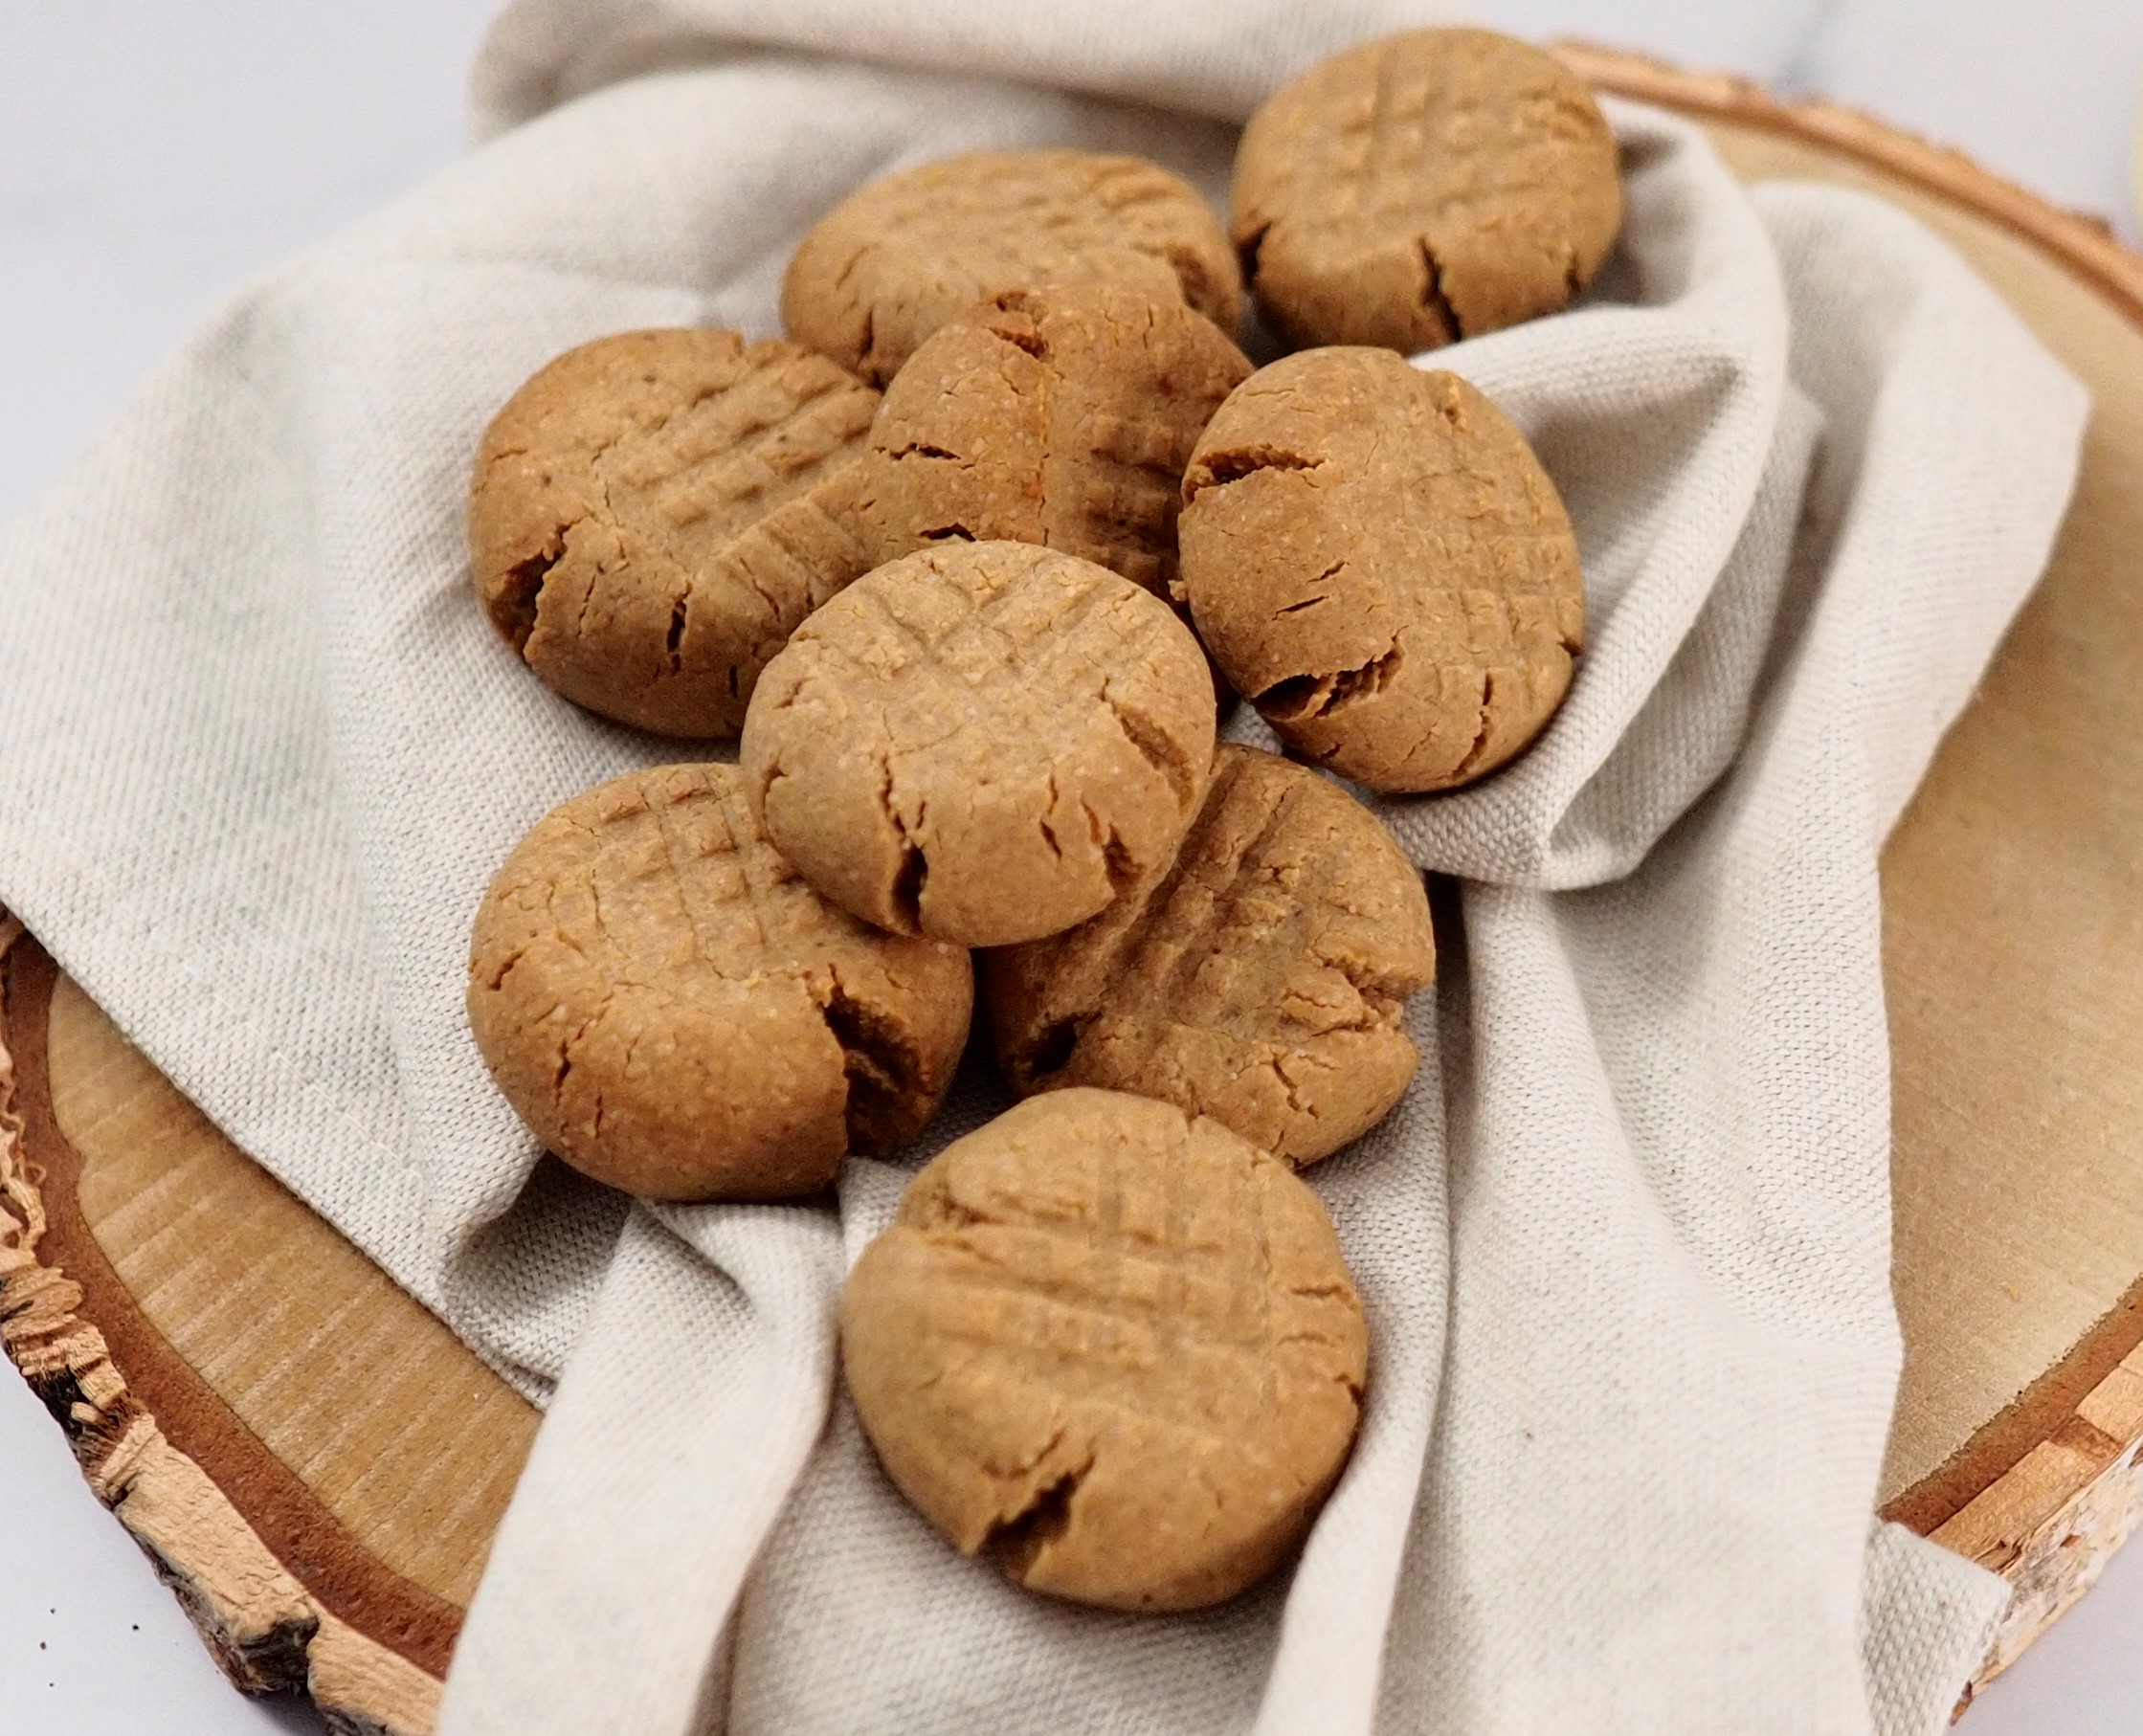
[0,6,2087,1734]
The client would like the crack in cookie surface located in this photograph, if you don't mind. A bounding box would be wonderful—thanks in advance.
[845,282,1250,606]
[468,328,882,738]
[782,149,1243,386]
[466,763,971,1199]
[840,1090,1367,1610]
[984,745,1434,1165]
[742,541,1216,948]
[1179,346,1583,792]
[1231,28,1621,352]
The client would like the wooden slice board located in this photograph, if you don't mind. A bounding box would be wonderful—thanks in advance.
[4,46,2143,1735]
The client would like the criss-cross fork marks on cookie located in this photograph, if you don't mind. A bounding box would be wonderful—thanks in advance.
[466,764,970,1199]
[743,542,1214,948]
[987,745,1435,1165]
[844,283,1253,600]
[841,1090,1366,1610]
[470,329,881,737]
[781,149,1243,386]
[905,1106,1344,1433]
[1232,28,1621,352]
[1181,347,1583,792]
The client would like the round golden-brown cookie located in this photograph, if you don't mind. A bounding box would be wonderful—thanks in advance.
[985,744,1434,1166]
[1179,347,1583,791]
[741,541,1216,948]
[781,150,1242,387]
[469,328,880,739]
[1233,29,1621,353]
[841,1088,1368,1610]
[466,763,971,1201]
[834,281,1253,601]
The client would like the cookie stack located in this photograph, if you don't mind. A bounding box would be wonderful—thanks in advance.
[465,27,1618,1612]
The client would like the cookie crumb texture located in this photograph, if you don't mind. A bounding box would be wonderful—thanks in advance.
[1180,347,1583,791]
[781,150,1243,386]
[838,281,1252,600]
[1233,28,1621,353]
[742,542,1216,948]
[841,1089,1368,1610]
[986,745,1433,1165]
[466,764,971,1201]
[468,328,880,738]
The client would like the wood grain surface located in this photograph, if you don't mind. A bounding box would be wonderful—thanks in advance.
[4,43,2143,1736]
[49,970,535,1621]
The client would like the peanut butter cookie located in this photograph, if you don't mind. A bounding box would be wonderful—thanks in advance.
[1233,29,1621,353]
[469,328,879,738]
[781,150,1242,386]
[841,1088,1368,1610]
[1178,347,1583,791]
[741,541,1215,948]
[985,745,1433,1165]
[467,764,971,1201]
[834,281,1252,600]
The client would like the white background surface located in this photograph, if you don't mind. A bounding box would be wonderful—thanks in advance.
[1,5,2138,1733]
